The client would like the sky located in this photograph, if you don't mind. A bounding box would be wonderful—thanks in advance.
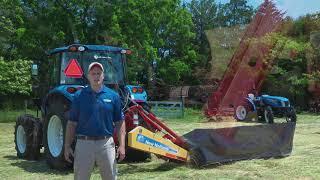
[218,0,320,19]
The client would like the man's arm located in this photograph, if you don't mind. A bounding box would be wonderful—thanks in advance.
[64,121,77,163]
[115,120,126,161]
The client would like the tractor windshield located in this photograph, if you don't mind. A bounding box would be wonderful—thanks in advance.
[60,51,125,85]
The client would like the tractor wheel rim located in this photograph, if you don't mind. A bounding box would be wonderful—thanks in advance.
[236,106,246,120]
[264,110,269,123]
[48,115,63,157]
[16,125,26,154]
[287,116,292,122]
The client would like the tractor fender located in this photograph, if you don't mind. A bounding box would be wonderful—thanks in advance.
[42,86,81,117]
[245,97,256,111]
[43,92,71,118]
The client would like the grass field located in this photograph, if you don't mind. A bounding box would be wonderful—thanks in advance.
[0,109,38,123]
[0,109,319,180]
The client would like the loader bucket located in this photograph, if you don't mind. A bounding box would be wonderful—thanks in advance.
[183,122,296,167]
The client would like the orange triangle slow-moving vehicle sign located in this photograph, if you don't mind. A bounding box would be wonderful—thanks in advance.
[64,59,83,78]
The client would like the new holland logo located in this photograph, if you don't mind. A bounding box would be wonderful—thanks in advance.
[136,134,178,154]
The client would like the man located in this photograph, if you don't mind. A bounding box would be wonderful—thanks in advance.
[64,62,126,180]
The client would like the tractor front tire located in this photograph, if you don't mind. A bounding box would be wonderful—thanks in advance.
[14,114,42,160]
[286,107,297,122]
[234,101,253,121]
[43,98,72,170]
[262,106,274,124]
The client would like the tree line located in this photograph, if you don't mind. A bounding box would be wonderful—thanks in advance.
[0,0,319,110]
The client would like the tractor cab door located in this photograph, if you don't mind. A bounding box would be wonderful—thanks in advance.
[48,54,60,89]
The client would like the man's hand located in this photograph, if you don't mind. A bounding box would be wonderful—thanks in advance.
[64,146,74,163]
[64,121,77,163]
[115,120,126,162]
[116,145,125,162]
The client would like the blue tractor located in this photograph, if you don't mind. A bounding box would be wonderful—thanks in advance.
[235,94,297,123]
[14,44,150,169]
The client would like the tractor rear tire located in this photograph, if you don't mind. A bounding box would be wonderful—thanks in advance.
[262,106,274,124]
[43,98,72,170]
[234,101,253,121]
[14,114,42,160]
[286,107,297,122]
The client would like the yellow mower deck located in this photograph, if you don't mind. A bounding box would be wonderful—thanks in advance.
[128,126,189,162]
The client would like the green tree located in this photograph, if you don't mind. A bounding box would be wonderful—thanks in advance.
[189,0,218,67]
[217,0,254,27]
[287,13,320,42]
[187,0,255,84]
[1,0,198,88]
[0,0,25,59]
[112,0,197,86]
[259,33,310,109]
[0,57,32,96]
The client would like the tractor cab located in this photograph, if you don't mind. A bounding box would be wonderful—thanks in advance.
[48,44,128,89]
[42,44,147,104]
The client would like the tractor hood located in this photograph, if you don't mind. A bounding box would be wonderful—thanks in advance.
[261,95,289,102]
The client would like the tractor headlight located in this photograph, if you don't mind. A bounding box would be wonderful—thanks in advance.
[280,101,290,107]
[78,46,85,51]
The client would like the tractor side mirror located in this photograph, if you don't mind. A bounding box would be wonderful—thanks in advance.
[31,64,39,76]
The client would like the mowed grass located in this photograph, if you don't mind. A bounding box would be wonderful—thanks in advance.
[0,109,319,180]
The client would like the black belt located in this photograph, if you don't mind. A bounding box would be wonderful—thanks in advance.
[77,136,111,140]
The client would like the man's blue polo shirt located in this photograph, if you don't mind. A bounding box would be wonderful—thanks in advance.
[69,85,124,136]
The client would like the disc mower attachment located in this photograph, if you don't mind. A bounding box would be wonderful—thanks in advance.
[127,104,296,167]
[183,122,296,167]
[128,126,189,162]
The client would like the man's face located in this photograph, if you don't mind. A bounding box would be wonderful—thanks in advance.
[88,66,104,86]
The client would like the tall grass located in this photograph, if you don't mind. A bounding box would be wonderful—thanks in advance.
[0,109,38,123]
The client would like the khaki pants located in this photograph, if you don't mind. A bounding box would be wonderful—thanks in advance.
[74,137,116,180]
